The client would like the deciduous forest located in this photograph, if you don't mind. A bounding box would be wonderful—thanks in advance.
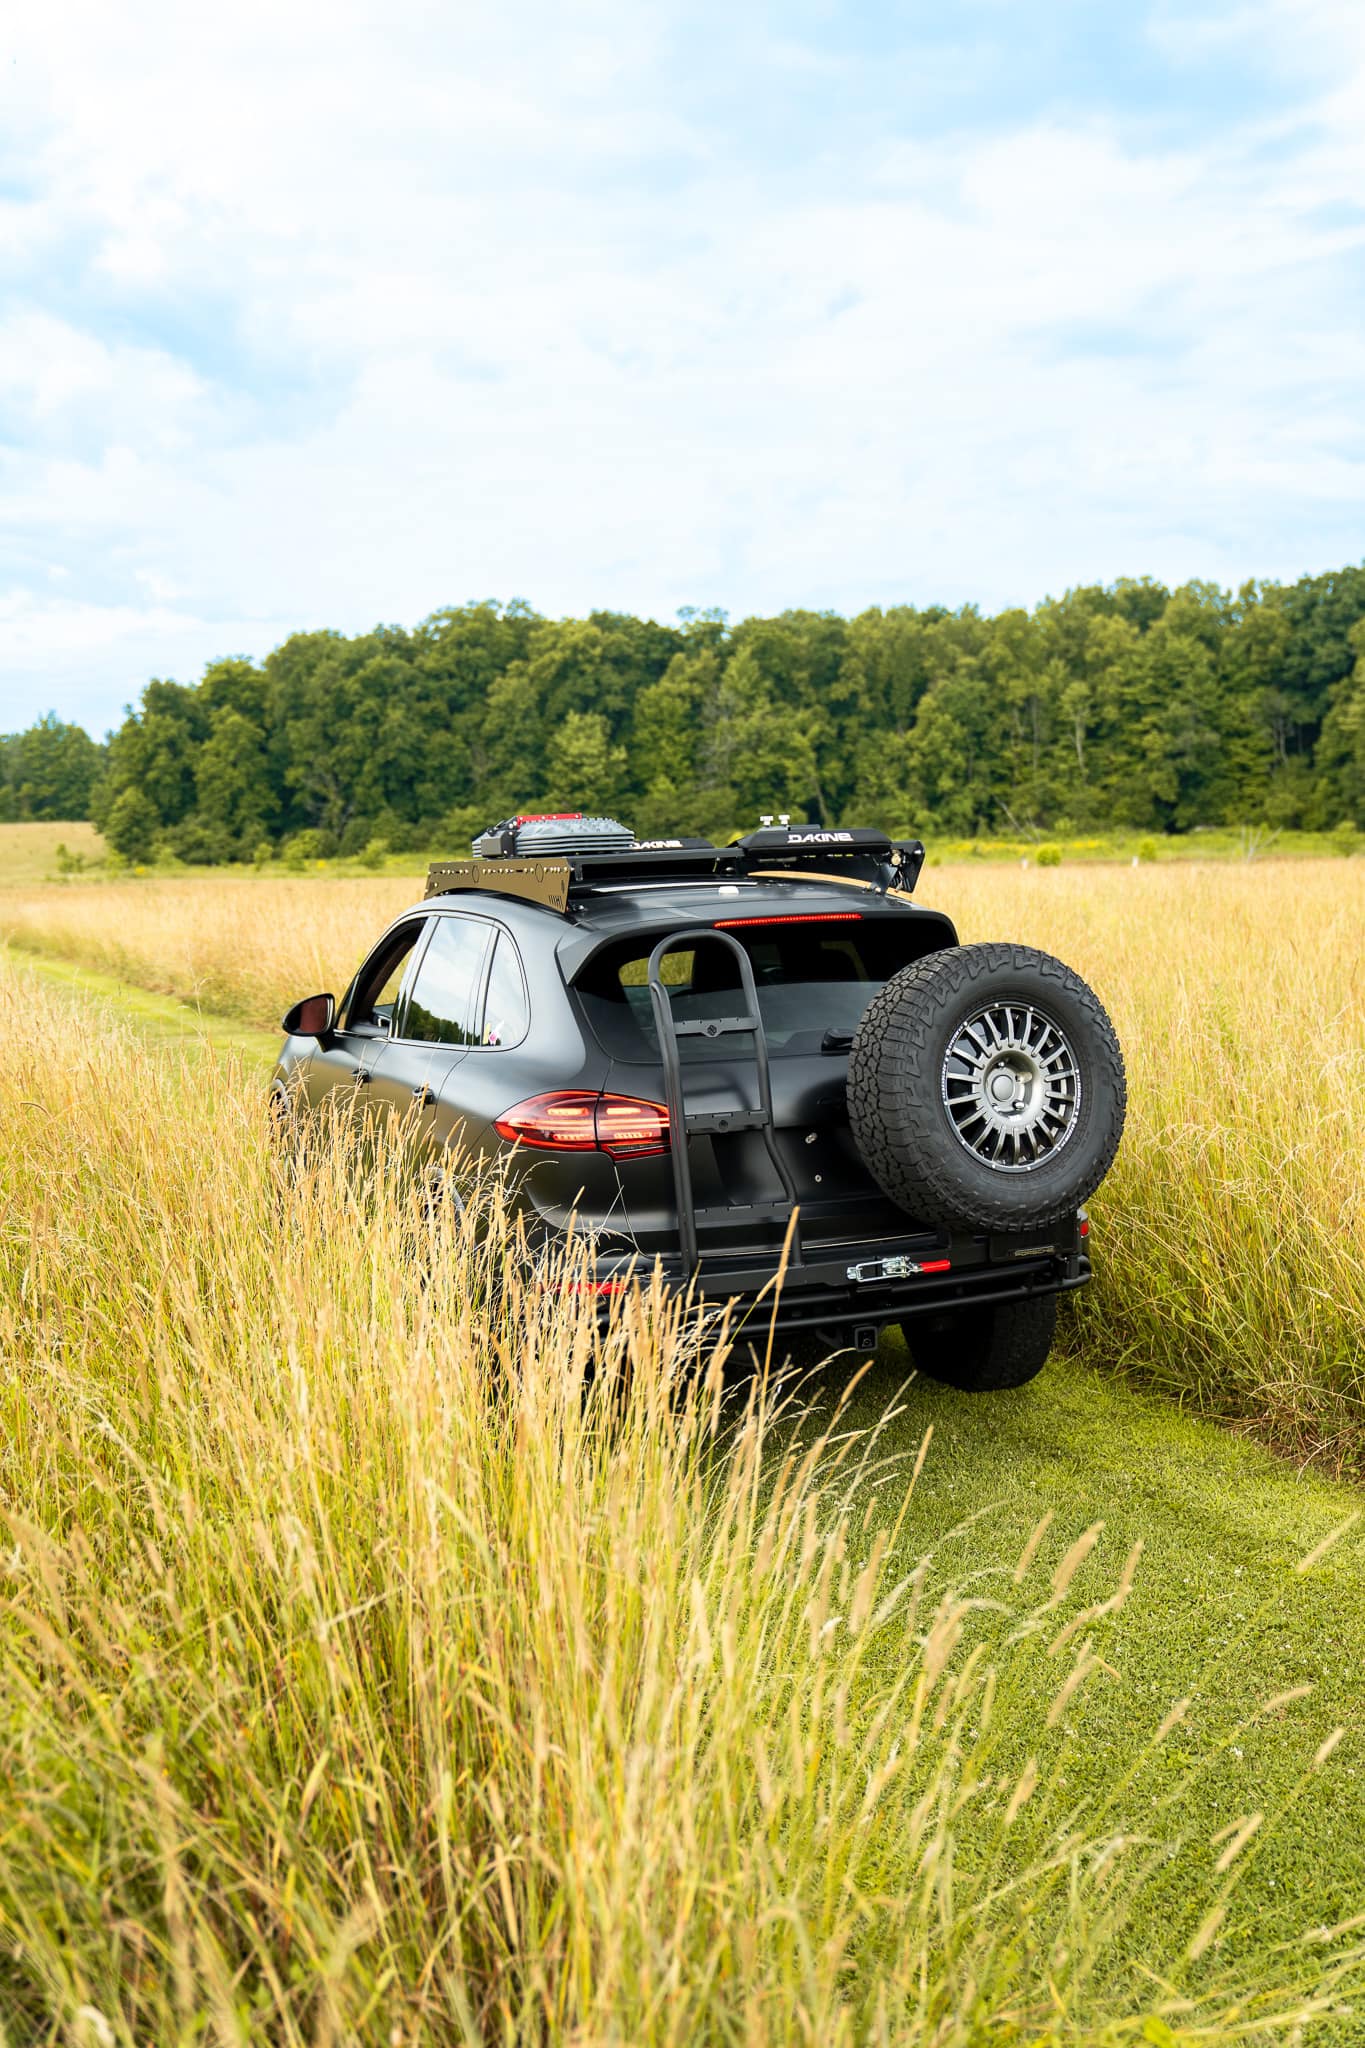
[5,565,1365,860]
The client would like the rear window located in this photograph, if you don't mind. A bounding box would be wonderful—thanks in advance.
[574,918,925,1060]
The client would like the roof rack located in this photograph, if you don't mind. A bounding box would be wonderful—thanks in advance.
[425,812,925,911]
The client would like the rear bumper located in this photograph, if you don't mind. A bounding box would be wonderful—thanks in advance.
[586,1225,1091,1337]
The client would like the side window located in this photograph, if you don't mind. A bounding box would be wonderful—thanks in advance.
[481,933,530,1047]
[404,916,491,1046]
[347,923,424,1033]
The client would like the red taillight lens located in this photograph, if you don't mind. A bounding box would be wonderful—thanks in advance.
[1079,1217,1090,1238]
[593,1094,671,1158]
[494,1090,670,1159]
[494,1090,600,1150]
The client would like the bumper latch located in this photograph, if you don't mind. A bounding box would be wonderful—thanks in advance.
[846,1254,950,1284]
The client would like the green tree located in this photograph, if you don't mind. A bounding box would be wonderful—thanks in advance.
[1317,619,1365,825]
[191,708,273,859]
[103,786,162,862]
[550,710,626,815]
[3,713,104,819]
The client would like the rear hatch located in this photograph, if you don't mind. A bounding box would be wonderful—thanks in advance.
[570,910,946,1261]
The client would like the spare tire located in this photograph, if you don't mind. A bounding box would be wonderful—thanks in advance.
[848,943,1125,1231]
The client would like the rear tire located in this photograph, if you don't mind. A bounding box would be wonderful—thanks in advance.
[906,1294,1056,1391]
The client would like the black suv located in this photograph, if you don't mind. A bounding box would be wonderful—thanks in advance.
[275,816,1126,1390]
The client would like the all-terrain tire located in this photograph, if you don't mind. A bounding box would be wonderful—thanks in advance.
[848,943,1125,1230]
[907,1294,1056,1391]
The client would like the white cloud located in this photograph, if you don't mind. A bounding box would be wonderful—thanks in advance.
[2,0,1364,732]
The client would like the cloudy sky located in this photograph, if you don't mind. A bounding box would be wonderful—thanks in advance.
[3,0,1364,736]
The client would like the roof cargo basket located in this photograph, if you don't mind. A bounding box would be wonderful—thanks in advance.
[426,812,925,908]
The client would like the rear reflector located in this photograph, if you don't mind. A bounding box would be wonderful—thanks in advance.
[714,913,862,929]
[1079,1218,1090,1238]
[494,1090,670,1159]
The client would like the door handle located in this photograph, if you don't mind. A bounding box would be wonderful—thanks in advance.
[411,1084,437,1107]
[353,1068,372,1085]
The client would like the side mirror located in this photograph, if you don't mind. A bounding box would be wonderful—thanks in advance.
[282,992,336,1038]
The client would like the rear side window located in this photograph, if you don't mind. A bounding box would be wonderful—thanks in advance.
[575,918,925,1060]
[404,916,490,1046]
[482,932,530,1047]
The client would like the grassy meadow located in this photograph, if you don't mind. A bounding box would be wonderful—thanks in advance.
[4,960,1365,2044]
[0,817,104,882]
[3,852,1362,1465]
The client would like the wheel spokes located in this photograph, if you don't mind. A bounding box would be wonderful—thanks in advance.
[939,1000,1082,1172]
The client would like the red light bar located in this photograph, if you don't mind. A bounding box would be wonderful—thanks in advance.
[515,812,583,825]
[714,913,862,929]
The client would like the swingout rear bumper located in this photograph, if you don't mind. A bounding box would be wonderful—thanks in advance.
[584,1221,1091,1339]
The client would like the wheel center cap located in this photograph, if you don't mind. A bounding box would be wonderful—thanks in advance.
[989,1070,1017,1104]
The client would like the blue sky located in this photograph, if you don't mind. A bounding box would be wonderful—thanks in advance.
[2,0,1364,737]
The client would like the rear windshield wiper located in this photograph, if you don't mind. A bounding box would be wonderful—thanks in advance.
[821,1028,855,1053]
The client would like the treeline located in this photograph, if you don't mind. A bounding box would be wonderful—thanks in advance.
[0,713,105,825]
[7,568,1365,861]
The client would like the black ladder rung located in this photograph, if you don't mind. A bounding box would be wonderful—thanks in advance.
[671,1015,758,1039]
[683,1108,768,1135]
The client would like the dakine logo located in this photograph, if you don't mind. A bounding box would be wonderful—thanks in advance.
[632,839,684,849]
[787,830,853,844]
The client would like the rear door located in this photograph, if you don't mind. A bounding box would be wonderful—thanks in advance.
[573,916,927,1257]
[365,912,494,1156]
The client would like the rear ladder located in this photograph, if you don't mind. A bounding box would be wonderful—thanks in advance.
[646,927,804,1275]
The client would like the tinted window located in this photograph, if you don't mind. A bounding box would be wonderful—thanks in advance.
[348,923,424,1032]
[576,920,924,1060]
[481,933,529,1047]
[404,917,490,1046]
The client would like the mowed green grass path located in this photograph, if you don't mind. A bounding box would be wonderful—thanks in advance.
[11,942,1365,1980]
[834,1347,1365,1967]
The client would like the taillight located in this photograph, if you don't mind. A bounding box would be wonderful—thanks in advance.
[494,1090,671,1159]
[495,1090,599,1150]
[593,1094,671,1158]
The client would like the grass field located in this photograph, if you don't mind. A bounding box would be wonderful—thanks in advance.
[3,956,1365,2043]
[0,818,104,883]
[4,854,1361,1466]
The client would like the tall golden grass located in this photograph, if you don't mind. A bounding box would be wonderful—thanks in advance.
[2,968,1360,2043]
[932,862,1365,1464]
[0,871,412,1028]
[2,858,1363,1459]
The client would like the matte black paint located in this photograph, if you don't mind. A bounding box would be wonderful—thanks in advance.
[274,876,1090,1335]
